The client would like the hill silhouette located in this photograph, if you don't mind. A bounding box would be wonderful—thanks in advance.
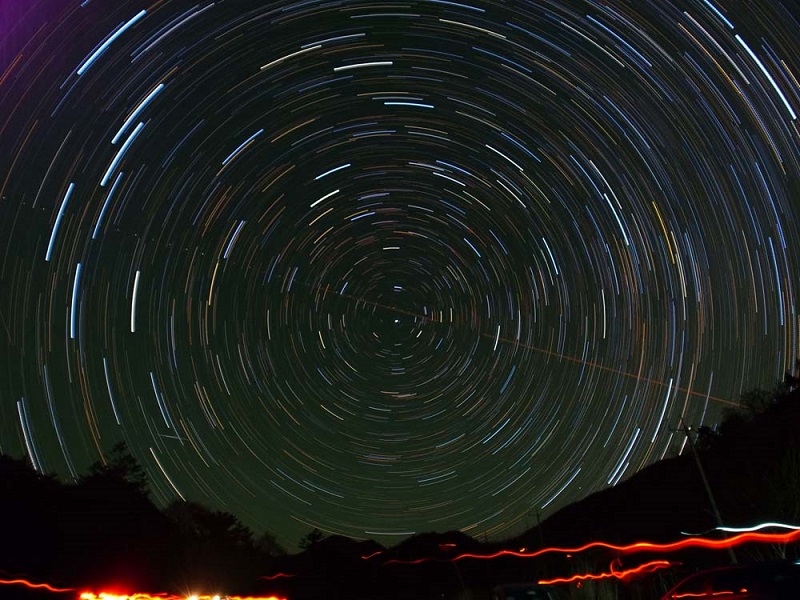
[2,384,800,600]
[514,384,800,553]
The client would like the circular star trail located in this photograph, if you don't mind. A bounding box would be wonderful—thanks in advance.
[1,0,799,549]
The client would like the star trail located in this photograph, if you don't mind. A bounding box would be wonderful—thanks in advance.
[1,0,798,550]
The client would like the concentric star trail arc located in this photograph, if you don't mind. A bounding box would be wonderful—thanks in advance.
[0,0,797,550]
[310,282,739,407]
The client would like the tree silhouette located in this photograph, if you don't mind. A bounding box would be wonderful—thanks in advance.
[694,424,721,451]
[164,499,254,550]
[0,454,63,579]
[163,500,261,591]
[299,527,325,550]
[256,531,286,557]
[4,380,800,600]
[79,444,173,586]
[783,359,800,390]
[736,388,766,414]
[82,441,150,497]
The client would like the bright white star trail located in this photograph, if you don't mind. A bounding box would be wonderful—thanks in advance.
[0,0,798,550]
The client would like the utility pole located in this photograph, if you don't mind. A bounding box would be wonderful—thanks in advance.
[536,509,545,549]
[679,418,737,564]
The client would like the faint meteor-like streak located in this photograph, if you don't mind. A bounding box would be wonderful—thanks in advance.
[486,330,741,408]
[307,282,740,407]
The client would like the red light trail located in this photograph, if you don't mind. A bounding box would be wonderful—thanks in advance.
[257,573,295,581]
[0,579,286,600]
[538,559,675,585]
[382,527,800,565]
[79,594,286,600]
[7,525,800,599]
[0,578,74,593]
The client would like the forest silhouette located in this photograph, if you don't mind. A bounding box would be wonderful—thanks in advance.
[3,377,800,600]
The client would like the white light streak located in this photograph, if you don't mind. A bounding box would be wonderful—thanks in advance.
[131,270,141,333]
[315,163,351,180]
[310,188,340,208]
[223,220,246,259]
[333,61,393,72]
[77,9,147,75]
[70,262,82,339]
[101,122,145,186]
[46,183,75,262]
[112,83,165,143]
[261,45,321,70]
[736,34,797,120]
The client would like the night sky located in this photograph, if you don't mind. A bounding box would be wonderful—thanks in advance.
[1,0,799,551]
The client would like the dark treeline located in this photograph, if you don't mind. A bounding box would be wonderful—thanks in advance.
[2,442,280,596]
[3,378,800,600]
